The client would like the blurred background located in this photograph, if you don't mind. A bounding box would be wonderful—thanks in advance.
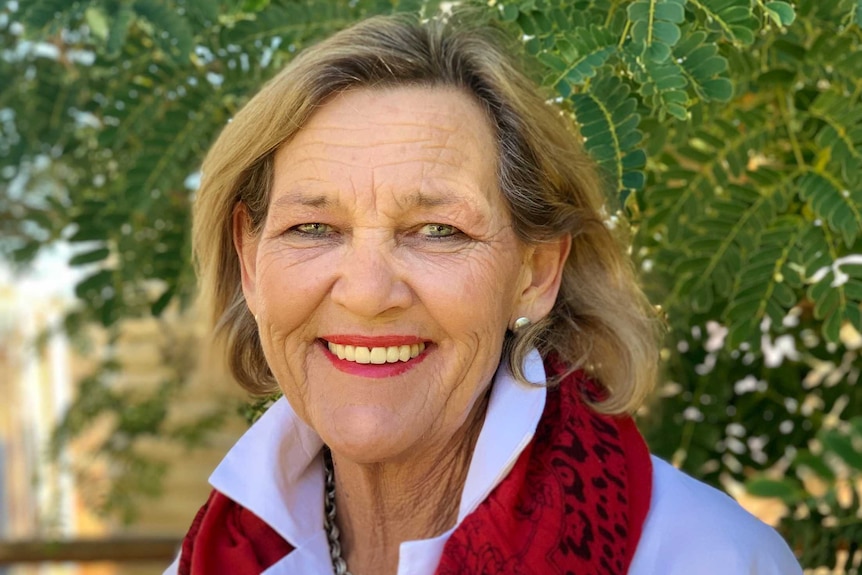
[1,0,861,573]
[1,249,247,573]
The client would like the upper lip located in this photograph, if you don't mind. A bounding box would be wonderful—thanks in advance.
[321,335,428,347]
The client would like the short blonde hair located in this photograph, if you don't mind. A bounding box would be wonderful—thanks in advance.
[193,14,660,414]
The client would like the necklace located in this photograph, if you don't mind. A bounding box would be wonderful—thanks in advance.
[323,448,353,575]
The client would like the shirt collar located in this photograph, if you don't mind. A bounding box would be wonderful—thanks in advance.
[209,349,547,549]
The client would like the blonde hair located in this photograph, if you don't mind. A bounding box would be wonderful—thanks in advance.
[193,14,660,414]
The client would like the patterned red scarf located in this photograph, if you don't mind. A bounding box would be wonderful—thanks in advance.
[178,366,652,574]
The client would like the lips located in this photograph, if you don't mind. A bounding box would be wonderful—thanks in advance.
[319,336,430,377]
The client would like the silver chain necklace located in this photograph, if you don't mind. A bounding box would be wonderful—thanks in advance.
[323,448,353,575]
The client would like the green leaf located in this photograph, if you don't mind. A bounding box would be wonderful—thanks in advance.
[74,270,113,299]
[106,2,135,57]
[820,429,862,470]
[501,4,520,22]
[722,215,804,348]
[571,75,644,195]
[764,2,796,26]
[809,90,862,187]
[546,26,617,95]
[745,477,802,503]
[798,172,862,247]
[794,450,836,481]
[628,0,687,63]
[673,30,733,102]
[693,0,758,45]
[85,7,110,40]
[624,48,689,120]
[69,247,111,266]
[150,286,175,316]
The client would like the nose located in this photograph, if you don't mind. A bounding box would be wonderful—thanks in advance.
[330,232,413,318]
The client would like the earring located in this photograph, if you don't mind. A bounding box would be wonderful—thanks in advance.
[512,317,531,332]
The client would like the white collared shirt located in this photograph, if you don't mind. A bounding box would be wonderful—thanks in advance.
[165,351,802,575]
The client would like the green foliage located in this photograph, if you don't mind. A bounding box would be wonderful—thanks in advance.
[571,76,646,195]
[627,0,686,63]
[4,0,862,569]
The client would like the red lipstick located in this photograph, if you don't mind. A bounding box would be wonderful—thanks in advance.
[318,337,431,379]
[322,335,427,347]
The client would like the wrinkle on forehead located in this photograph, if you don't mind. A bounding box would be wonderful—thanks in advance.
[286,86,489,156]
[268,86,504,223]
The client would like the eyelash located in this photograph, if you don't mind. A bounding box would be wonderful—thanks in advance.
[288,222,335,237]
[418,223,460,239]
[287,222,464,240]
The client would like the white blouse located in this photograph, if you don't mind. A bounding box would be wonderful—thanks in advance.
[165,350,802,575]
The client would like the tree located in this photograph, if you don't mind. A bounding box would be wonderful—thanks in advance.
[3,0,861,569]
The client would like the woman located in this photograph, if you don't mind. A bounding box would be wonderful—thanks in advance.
[167,13,802,575]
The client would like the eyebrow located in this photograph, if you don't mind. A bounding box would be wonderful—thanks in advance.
[271,190,334,209]
[271,189,474,211]
[401,191,464,209]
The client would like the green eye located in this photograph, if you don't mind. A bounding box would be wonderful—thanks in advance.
[421,223,458,238]
[292,223,333,235]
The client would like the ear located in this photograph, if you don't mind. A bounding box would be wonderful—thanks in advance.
[232,203,260,317]
[514,234,571,324]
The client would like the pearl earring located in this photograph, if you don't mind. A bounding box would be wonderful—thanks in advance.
[513,317,531,332]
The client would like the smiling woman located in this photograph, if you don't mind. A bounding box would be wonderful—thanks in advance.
[236,87,545,467]
[167,12,802,575]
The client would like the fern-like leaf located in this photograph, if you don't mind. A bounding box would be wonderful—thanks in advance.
[645,110,772,240]
[672,29,733,102]
[627,0,686,63]
[623,47,689,120]
[798,171,862,247]
[689,0,758,45]
[673,171,793,316]
[809,90,862,186]
[541,26,617,98]
[761,1,795,27]
[724,215,806,348]
[571,75,646,194]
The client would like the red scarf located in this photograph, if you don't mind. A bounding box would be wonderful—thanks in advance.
[178,366,652,574]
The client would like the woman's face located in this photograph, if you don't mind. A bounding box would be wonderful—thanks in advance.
[236,86,562,464]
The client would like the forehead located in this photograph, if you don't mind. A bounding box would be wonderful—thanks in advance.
[271,86,500,203]
[297,85,493,146]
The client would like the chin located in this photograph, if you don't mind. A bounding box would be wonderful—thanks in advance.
[323,405,425,464]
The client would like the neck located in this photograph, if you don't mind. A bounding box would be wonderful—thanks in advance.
[329,390,490,575]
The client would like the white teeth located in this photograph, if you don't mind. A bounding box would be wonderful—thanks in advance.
[369,347,387,364]
[354,346,371,364]
[326,341,426,364]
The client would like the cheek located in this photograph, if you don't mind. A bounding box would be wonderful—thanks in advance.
[252,252,330,402]
[411,248,523,325]
[254,250,329,322]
